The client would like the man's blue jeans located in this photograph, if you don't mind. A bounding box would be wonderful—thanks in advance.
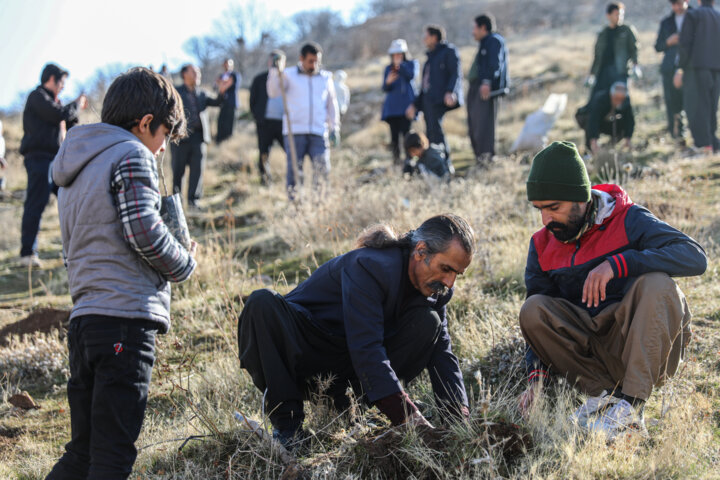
[284,134,330,199]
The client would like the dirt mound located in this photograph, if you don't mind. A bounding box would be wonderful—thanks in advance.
[353,421,531,478]
[0,308,69,346]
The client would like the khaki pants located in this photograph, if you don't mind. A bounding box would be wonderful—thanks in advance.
[519,273,691,400]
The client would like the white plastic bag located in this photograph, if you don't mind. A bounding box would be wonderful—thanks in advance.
[510,93,567,153]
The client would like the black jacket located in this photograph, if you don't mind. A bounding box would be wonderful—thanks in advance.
[586,90,635,140]
[249,71,269,122]
[655,10,687,74]
[20,86,79,156]
[284,246,468,408]
[175,84,222,144]
[468,32,509,91]
[414,42,464,112]
[679,4,720,70]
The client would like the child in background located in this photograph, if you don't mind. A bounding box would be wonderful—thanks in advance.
[403,131,452,181]
[46,67,197,479]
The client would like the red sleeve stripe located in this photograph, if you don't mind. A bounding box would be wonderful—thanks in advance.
[611,255,623,277]
[619,254,628,278]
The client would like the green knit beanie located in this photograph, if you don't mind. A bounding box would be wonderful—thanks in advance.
[526,141,591,202]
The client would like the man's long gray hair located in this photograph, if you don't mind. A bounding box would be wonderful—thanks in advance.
[355,214,476,256]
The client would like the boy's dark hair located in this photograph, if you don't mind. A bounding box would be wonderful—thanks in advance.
[101,67,187,142]
[607,2,624,14]
[475,14,494,32]
[425,24,446,43]
[180,64,196,77]
[301,42,322,57]
[404,131,430,153]
[41,63,69,84]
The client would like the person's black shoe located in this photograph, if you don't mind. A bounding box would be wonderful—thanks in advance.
[272,427,310,453]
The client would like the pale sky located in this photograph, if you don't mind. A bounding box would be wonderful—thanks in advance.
[0,0,361,110]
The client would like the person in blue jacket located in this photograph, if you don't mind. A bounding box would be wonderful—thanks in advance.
[382,39,418,167]
[406,25,463,166]
[238,214,474,449]
[517,142,707,441]
[467,14,508,164]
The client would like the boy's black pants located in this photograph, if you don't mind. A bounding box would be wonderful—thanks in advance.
[46,316,158,480]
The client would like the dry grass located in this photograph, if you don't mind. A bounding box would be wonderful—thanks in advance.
[1,23,720,480]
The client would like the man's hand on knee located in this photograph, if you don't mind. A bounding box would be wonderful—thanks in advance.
[582,260,614,308]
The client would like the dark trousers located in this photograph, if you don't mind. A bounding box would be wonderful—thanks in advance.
[256,120,284,182]
[171,131,206,205]
[384,116,411,164]
[20,152,55,257]
[237,289,442,431]
[46,316,158,480]
[422,102,450,160]
[467,85,498,157]
[662,72,684,138]
[684,68,720,150]
[584,119,631,150]
[216,105,235,144]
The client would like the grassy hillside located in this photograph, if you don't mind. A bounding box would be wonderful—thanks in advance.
[1,23,719,479]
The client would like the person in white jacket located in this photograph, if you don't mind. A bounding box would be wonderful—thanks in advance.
[267,42,340,199]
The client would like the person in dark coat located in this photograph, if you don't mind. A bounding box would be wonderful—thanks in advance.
[655,1,690,139]
[675,0,720,153]
[467,14,508,164]
[171,64,222,209]
[381,39,418,166]
[249,51,286,185]
[238,214,475,448]
[19,63,86,267]
[403,131,451,181]
[587,3,640,100]
[215,59,240,144]
[578,82,635,154]
[406,25,463,165]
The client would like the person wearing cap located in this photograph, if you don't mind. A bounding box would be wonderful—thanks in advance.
[517,141,706,441]
[382,39,419,167]
[19,63,87,267]
[577,81,635,155]
[467,14,508,165]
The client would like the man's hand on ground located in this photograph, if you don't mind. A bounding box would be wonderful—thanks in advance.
[590,139,599,155]
[518,383,542,418]
[405,104,416,120]
[582,260,614,308]
[480,83,491,101]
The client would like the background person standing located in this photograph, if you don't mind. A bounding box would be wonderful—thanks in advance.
[655,0,689,140]
[467,14,508,165]
[215,59,239,144]
[249,51,286,185]
[406,25,463,167]
[381,39,418,167]
[675,0,720,153]
[19,63,86,267]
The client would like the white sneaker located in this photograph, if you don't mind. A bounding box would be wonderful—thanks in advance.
[569,390,619,429]
[588,399,648,441]
[18,255,42,268]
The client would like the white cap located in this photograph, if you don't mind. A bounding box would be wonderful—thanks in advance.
[388,39,408,55]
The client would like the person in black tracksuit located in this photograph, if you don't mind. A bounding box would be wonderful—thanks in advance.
[238,215,474,448]
[580,83,635,153]
[249,52,286,185]
[655,1,690,139]
[676,0,720,151]
[19,63,85,264]
[171,64,222,208]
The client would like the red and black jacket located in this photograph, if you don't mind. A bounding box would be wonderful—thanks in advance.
[524,184,707,381]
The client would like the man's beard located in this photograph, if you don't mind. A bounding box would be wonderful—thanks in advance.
[428,281,450,296]
[546,205,587,242]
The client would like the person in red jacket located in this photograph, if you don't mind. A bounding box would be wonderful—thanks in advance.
[517,141,707,441]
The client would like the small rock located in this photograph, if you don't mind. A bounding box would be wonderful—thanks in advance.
[8,391,40,410]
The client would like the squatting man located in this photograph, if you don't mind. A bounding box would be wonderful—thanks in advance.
[517,141,707,441]
[237,214,474,449]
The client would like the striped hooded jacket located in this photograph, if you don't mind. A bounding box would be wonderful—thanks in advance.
[524,184,707,381]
